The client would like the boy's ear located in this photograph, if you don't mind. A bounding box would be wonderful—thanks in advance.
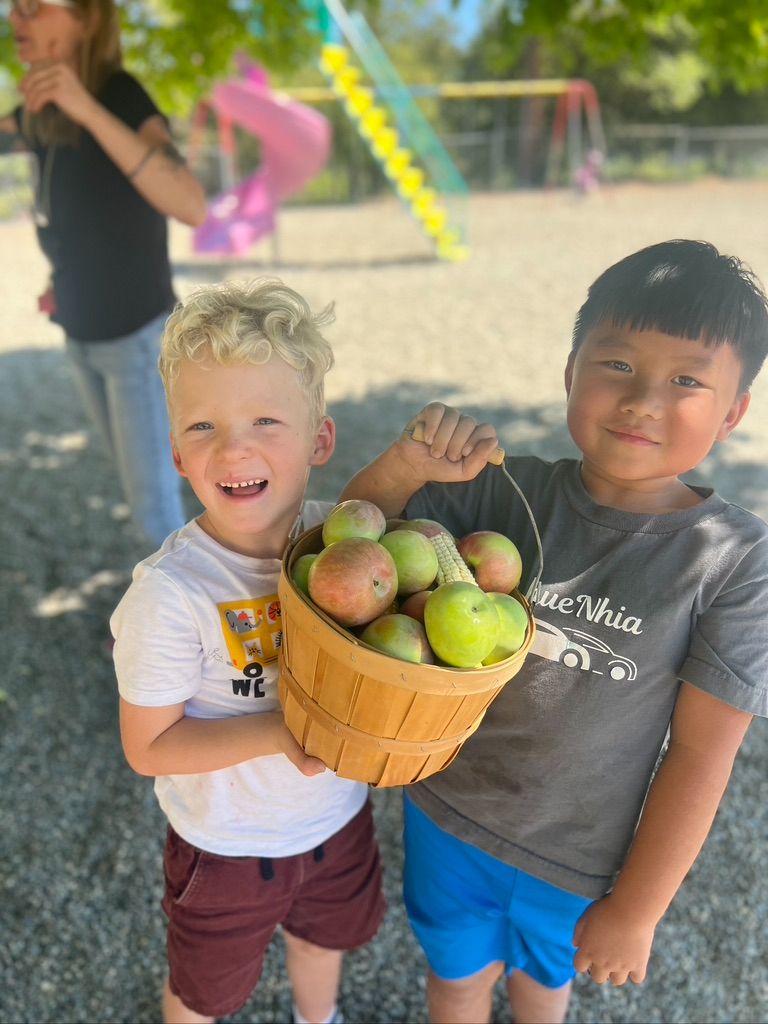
[309,416,336,467]
[564,351,576,396]
[716,392,751,442]
[170,435,188,478]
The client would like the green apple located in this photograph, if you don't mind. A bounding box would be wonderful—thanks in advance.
[481,592,529,665]
[291,553,317,596]
[360,613,435,664]
[379,529,439,597]
[322,499,386,545]
[424,582,500,668]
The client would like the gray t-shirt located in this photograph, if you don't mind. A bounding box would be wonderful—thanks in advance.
[406,457,768,899]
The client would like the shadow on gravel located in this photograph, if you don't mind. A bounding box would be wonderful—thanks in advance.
[1,348,766,1024]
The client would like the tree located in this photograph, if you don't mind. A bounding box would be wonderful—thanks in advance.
[5,0,768,114]
[0,1,332,116]
[515,0,768,93]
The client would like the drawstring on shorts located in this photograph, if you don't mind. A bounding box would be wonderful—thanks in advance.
[259,843,325,881]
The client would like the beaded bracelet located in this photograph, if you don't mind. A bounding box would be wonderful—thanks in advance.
[127,146,161,181]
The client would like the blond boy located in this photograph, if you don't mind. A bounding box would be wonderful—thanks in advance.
[112,280,385,1024]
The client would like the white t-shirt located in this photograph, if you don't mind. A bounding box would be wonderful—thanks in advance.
[111,501,367,857]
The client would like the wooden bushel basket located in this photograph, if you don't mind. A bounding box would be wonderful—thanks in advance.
[278,525,536,788]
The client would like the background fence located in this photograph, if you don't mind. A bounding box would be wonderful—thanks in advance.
[5,116,768,222]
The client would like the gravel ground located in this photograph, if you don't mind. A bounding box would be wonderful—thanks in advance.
[1,180,767,1024]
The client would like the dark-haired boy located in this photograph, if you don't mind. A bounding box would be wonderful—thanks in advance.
[342,240,768,1023]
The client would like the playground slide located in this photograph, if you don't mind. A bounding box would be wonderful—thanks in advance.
[194,63,331,256]
[319,0,469,260]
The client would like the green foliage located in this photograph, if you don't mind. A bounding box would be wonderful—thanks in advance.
[603,152,709,184]
[4,0,768,116]
[0,150,33,219]
[119,0,327,115]
[461,1,768,128]
[517,0,768,94]
[0,1,333,116]
[367,0,463,80]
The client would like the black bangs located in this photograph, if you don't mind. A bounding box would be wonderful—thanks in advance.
[571,240,768,388]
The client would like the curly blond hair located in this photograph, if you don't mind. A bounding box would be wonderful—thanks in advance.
[160,278,335,426]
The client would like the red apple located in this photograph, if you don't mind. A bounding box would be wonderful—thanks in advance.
[424,581,500,668]
[379,528,439,596]
[457,531,523,593]
[399,590,431,624]
[396,518,452,540]
[360,613,435,664]
[481,592,529,665]
[322,499,386,546]
[308,537,397,627]
[291,553,317,596]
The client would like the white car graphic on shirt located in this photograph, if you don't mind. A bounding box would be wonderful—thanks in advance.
[531,618,637,680]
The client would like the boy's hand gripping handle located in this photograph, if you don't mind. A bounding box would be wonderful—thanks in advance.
[406,421,506,466]
[406,419,543,604]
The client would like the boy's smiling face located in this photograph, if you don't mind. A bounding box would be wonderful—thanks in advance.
[565,324,750,512]
[169,353,334,557]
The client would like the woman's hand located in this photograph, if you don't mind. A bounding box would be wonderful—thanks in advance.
[20,60,98,126]
[19,45,206,227]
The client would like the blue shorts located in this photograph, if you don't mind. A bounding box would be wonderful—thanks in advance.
[403,796,592,989]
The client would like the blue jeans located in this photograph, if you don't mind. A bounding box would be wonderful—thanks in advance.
[65,312,185,550]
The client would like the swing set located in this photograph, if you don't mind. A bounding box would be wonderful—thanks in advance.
[189,0,605,261]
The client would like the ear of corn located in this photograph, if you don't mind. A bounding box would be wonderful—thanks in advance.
[431,532,477,586]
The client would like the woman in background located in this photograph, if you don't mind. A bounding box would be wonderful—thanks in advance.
[1,0,207,550]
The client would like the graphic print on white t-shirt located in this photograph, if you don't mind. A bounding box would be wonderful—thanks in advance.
[217,593,283,671]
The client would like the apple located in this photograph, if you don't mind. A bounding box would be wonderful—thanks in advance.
[423,581,500,668]
[360,613,435,664]
[308,537,398,627]
[396,518,452,540]
[322,499,386,546]
[481,592,529,665]
[457,531,523,593]
[379,529,439,596]
[291,553,317,596]
[385,517,408,532]
[399,590,431,624]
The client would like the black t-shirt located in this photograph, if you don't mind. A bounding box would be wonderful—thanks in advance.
[17,71,176,340]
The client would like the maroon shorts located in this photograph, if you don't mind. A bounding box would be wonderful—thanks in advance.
[162,800,386,1018]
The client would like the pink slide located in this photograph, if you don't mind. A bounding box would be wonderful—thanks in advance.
[194,62,331,255]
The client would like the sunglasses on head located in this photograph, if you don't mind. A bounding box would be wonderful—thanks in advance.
[11,0,77,17]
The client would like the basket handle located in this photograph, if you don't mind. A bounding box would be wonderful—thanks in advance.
[406,420,543,604]
[498,463,543,605]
